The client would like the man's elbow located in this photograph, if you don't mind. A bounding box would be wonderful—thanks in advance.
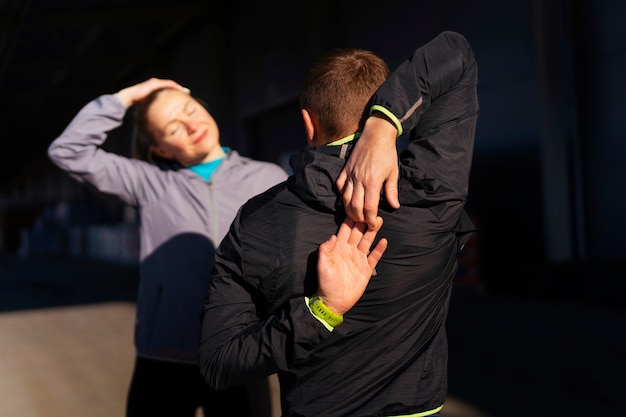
[198,352,232,390]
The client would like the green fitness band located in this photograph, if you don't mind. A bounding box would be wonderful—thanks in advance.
[308,294,344,327]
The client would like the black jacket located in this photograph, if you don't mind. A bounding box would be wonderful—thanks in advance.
[199,31,479,417]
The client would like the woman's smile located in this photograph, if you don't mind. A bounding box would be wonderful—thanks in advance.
[193,129,208,145]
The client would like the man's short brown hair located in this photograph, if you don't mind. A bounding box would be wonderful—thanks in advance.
[300,48,390,144]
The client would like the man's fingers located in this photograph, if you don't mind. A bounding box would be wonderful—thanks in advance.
[341,181,357,219]
[363,195,379,231]
[335,217,356,242]
[336,170,347,193]
[384,169,401,209]
[367,238,388,269]
[319,233,338,254]
[347,221,367,246]
[343,183,365,223]
[361,177,385,230]
[357,217,383,253]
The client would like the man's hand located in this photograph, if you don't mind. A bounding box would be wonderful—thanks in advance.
[336,115,400,231]
[116,78,189,108]
[316,217,388,316]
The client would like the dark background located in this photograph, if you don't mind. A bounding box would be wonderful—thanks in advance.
[1,1,625,416]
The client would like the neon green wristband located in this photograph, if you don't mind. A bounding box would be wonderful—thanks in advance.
[308,294,344,327]
[370,104,403,136]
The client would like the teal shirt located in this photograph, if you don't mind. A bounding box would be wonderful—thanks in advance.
[188,147,229,181]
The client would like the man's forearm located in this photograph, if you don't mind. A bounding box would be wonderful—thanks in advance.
[370,31,476,134]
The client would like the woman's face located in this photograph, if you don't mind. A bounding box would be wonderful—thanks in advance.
[146,89,223,166]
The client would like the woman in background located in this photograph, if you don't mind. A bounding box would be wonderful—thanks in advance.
[48,77,287,417]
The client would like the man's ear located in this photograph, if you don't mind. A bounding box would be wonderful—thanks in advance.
[301,108,315,144]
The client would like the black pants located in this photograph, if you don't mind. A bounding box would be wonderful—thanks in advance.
[126,356,254,417]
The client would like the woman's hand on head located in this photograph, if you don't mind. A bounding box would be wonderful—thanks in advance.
[116,78,189,108]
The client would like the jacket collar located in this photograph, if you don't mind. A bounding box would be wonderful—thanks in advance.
[287,142,354,213]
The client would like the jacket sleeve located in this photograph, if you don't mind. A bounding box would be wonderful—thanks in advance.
[372,30,479,199]
[47,94,163,207]
[371,30,478,134]
[198,211,331,390]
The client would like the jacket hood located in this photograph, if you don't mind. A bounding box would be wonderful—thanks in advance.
[287,144,350,213]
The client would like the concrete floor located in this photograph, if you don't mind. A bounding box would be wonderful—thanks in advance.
[0,302,135,417]
[0,301,491,417]
[1,255,624,417]
[0,302,494,417]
